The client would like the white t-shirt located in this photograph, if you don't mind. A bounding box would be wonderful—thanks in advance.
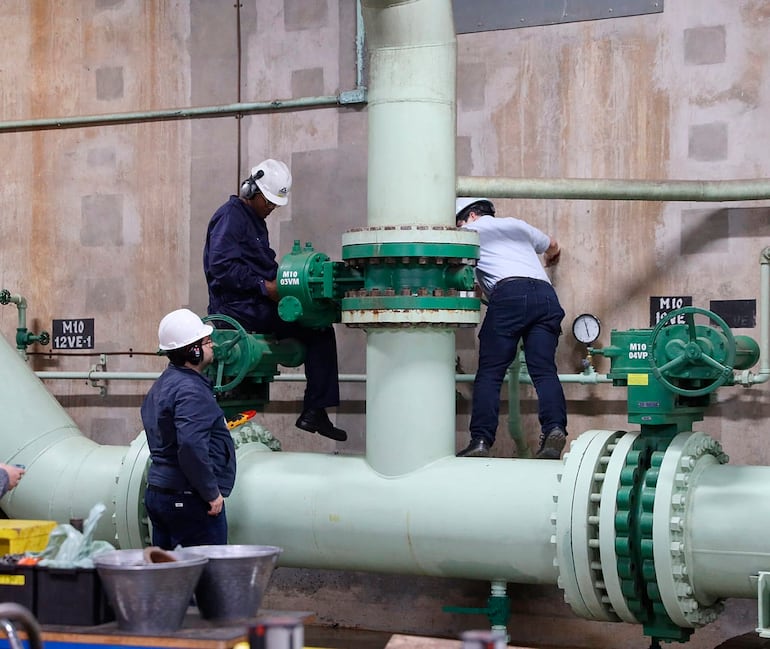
[462,214,551,298]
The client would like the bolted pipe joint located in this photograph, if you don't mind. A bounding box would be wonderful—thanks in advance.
[340,225,480,327]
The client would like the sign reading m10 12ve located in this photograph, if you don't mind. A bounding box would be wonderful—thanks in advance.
[52,318,95,350]
[650,296,692,327]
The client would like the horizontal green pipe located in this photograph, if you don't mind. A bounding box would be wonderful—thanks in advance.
[458,176,770,202]
[35,371,611,384]
[0,94,365,133]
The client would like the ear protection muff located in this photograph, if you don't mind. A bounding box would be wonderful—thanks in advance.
[239,169,265,200]
[186,342,203,365]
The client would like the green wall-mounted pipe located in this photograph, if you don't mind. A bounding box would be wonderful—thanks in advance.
[0,96,359,133]
[0,0,367,134]
[458,176,770,202]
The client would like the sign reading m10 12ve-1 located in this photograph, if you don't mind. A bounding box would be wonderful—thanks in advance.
[52,318,95,350]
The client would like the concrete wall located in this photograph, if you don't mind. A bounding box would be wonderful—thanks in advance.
[1,1,769,647]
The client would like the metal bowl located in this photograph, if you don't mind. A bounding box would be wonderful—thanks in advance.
[94,549,208,633]
[182,544,282,622]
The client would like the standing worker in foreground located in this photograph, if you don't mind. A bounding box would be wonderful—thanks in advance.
[141,308,236,548]
[455,198,568,459]
[203,158,347,442]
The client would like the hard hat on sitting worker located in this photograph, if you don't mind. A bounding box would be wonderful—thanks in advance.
[158,308,213,351]
[252,159,292,206]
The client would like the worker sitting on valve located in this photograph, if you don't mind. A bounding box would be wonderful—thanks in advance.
[203,158,347,442]
[141,308,236,549]
[455,198,568,459]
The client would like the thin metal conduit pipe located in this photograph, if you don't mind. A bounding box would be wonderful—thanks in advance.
[0,0,367,134]
[458,176,770,201]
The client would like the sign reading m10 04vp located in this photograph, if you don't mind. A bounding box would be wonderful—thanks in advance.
[52,318,95,350]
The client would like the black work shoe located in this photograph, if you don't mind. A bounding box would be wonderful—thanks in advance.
[296,408,348,442]
[536,427,566,459]
[456,438,491,458]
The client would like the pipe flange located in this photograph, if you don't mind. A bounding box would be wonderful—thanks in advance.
[341,226,480,327]
[114,432,151,548]
[598,431,642,623]
[555,429,626,621]
[652,431,728,627]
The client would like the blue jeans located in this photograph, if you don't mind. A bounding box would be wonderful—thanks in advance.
[145,489,228,549]
[469,278,567,446]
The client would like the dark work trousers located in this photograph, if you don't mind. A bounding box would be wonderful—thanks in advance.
[145,489,228,549]
[469,277,567,446]
[273,320,341,410]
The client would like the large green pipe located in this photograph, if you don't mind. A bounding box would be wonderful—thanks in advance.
[360,0,459,476]
[0,331,133,545]
[3,2,770,641]
[228,443,560,581]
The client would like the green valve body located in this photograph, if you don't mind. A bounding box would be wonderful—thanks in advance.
[591,307,760,430]
[277,240,363,329]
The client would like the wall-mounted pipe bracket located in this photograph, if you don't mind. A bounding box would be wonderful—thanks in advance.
[88,354,108,397]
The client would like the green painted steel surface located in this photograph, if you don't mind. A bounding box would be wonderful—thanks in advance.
[614,432,691,643]
[342,295,479,311]
[342,241,479,259]
[276,241,363,328]
[202,314,305,417]
[590,307,760,430]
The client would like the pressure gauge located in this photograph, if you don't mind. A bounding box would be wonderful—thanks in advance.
[572,313,601,344]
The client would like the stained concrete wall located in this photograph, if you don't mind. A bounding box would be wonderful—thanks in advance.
[0,1,768,647]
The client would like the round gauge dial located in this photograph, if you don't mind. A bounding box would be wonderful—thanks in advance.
[572,313,601,344]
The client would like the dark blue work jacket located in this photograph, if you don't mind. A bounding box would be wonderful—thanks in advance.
[203,195,280,332]
[141,363,235,501]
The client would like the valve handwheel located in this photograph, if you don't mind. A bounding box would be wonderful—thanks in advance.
[648,306,736,397]
[201,314,250,393]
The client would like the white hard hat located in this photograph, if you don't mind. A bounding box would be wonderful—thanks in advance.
[252,159,292,206]
[456,197,493,217]
[157,308,213,351]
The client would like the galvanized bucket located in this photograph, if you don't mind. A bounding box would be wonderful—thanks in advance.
[183,544,282,622]
[94,549,208,633]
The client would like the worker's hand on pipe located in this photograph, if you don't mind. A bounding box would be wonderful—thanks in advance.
[208,493,224,516]
[0,463,25,490]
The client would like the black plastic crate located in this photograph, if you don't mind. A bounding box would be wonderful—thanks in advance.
[35,566,114,626]
[0,564,35,612]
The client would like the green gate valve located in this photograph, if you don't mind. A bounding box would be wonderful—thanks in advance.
[442,592,511,630]
[589,307,759,430]
[276,240,363,328]
[648,306,759,397]
[202,314,305,395]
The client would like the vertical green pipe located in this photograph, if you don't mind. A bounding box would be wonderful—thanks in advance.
[507,347,532,458]
[361,0,458,475]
